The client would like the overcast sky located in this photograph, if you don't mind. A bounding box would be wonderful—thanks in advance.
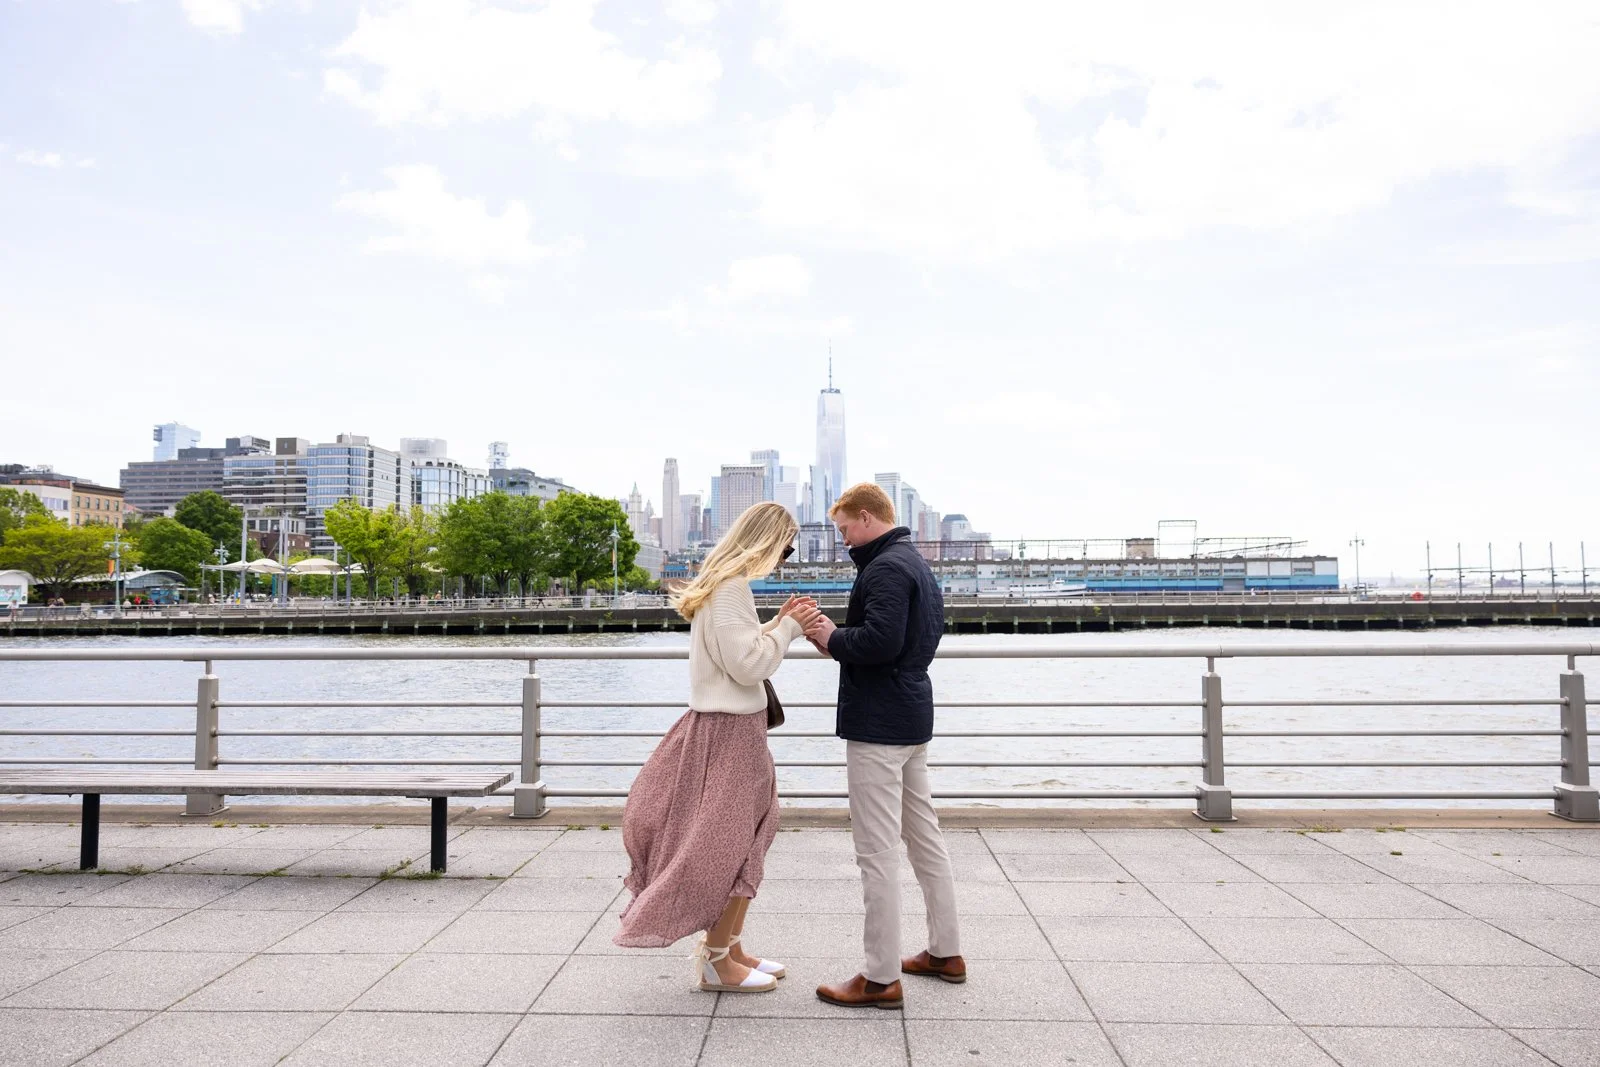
[2,1,1596,579]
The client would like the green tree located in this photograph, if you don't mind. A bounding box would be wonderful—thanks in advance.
[436,492,550,597]
[392,506,440,597]
[544,492,638,591]
[132,517,214,584]
[322,499,403,600]
[0,488,52,546]
[0,518,114,600]
[173,491,244,560]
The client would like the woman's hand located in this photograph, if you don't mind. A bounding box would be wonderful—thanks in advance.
[779,595,820,625]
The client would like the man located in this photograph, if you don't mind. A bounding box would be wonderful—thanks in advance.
[806,483,964,1010]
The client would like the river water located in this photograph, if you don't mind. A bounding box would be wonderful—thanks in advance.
[0,627,1589,809]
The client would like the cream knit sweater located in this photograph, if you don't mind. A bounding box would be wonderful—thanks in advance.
[688,576,805,714]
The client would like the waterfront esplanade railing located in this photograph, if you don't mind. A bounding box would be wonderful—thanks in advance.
[0,642,1595,823]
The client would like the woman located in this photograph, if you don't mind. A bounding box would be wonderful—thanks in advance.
[614,501,818,993]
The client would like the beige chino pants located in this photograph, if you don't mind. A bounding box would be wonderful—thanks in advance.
[846,740,962,984]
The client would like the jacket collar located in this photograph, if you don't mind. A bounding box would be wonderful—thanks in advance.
[848,526,912,569]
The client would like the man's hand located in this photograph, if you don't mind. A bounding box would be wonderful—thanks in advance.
[804,612,837,651]
[806,633,832,659]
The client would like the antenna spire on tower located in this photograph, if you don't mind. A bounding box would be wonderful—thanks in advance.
[828,341,833,389]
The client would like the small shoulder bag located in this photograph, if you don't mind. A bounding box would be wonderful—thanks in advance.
[762,679,785,731]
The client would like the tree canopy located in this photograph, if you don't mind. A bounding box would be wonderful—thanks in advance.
[543,492,638,590]
[0,488,52,547]
[322,498,404,599]
[173,491,243,560]
[0,518,121,600]
[132,517,215,584]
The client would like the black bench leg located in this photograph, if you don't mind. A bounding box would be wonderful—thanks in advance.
[430,797,447,873]
[80,794,100,870]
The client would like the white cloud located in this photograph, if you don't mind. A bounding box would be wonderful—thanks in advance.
[707,255,811,303]
[16,150,64,168]
[468,273,512,305]
[336,165,583,284]
[666,0,717,26]
[181,0,262,35]
[735,1,1600,260]
[324,0,721,128]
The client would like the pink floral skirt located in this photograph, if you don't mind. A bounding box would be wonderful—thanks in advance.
[613,709,780,948]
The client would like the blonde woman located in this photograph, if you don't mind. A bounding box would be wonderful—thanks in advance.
[614,501,818,993]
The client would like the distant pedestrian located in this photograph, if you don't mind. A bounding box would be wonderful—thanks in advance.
[614,502,819,995]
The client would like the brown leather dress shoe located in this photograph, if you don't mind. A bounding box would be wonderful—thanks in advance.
[815,974,904,1009]
[901,950,968,983]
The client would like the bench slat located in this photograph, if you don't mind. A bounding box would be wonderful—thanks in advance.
[0,770,512,798]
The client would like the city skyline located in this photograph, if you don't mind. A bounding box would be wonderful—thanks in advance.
[2,4,1594,578]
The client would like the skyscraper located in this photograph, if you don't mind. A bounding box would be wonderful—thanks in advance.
[716,464,766,536]
[815,357,846,514]
[661,459,680,552]
[152,423,201,461]
[750,449,780,502]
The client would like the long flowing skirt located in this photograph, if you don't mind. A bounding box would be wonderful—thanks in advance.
[613,709,780,948]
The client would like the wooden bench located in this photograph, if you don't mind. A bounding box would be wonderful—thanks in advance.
[0,769,513,873]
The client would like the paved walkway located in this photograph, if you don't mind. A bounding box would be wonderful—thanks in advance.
[0,820,1598,1066]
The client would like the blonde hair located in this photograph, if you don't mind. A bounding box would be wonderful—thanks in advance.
[828,482,896,524]
[673,502,798,621]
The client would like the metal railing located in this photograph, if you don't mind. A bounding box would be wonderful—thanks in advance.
[0,641,1594,822]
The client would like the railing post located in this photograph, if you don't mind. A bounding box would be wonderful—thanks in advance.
[1555,661,1597,821]
[512,659,547,818]
[184,663,226,816]
[1195,659,1233,821]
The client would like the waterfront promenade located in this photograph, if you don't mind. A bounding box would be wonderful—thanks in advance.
[2,815,1598,1066]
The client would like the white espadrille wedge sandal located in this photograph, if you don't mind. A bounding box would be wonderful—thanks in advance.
[729,933,786,979]
[695,939,778,993]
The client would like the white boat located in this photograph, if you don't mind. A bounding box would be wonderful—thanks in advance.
[1005,579,1091,599]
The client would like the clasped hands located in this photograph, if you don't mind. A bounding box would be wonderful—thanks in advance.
[779,595,837,658]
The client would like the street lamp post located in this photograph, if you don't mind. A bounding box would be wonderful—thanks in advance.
[610,523,621,599]
[1348,534,1364,595]
[103,530,126,615]
[212,541,227,600]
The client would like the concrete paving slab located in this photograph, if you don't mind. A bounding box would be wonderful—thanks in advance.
[203,873,377,911]
[89,846,216,872]
[575,914,711,957]
[1014,881,1172,917]
[1281,882,1467,919]
[0,871,17,883]
[1037,916,1221,963]
[1146,882,1319,918]
[710,956,879,1019]
[335,876,497,912]
[763,829,857,854]
[1558,884,1600,906]
[1184,917,1387,964]
[0,950,98,1000]
[448,828,562,853]
[1306,1025,1556,1067]
[1340,917,1568,966]
[978,829,1104,854]
[758,852,859,880]
[900,913,1056,961]
[352,952,563,1013]
[1068,961,1286,1024]
[280,1010,519,1067]
[174,953,406,1012]
[1484,856,1600,884]
[1238,963,1490,1027]
[473,876,626,912]
[901,958,1092,1021]
[913,850,1010,883]
[286,848,423,877]
[436,852,532,879]
[1411,964,1600,1029]
[165,848,320,876]
[992,852,1134,882]
[1193,829,1344,855]
[1359,851,1531,884]
[1523,830,1600,857]
[98,825,262,849]
[1114,853,1266,883]
[530,955,715,1016]
[512,849,631,878]
[74,1010,333,1067]
[65,873,258,910]
[1413,829,1582,857]
[489,1014,708,1067]
[1231,853,1398,883]
[265,910,454,954]
[1422,883,1600,920]
[119,908,321,953]
[1088,830,1222,855]
[747,877,865,913]
[215,825,364,849]
[425,909,599,955]
[0,848,77,872]
[537,829,627,852]
[906,1020,1121,1066]
[4,950,248,1010]
[1106,1022,1338,1067]
[1507,1029,1600,1067]
[1489,918,1600,966]
[699,1016,905,1067]
[0,907,187,953]
[0,906,51,932]
[1310,831,1444,855]
[903,878,1028,916]
[0,873,128,906]
[328,825,468,849]
[0,1008,150,1067]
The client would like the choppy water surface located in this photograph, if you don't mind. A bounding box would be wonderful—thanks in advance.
[0,628,1590,808]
